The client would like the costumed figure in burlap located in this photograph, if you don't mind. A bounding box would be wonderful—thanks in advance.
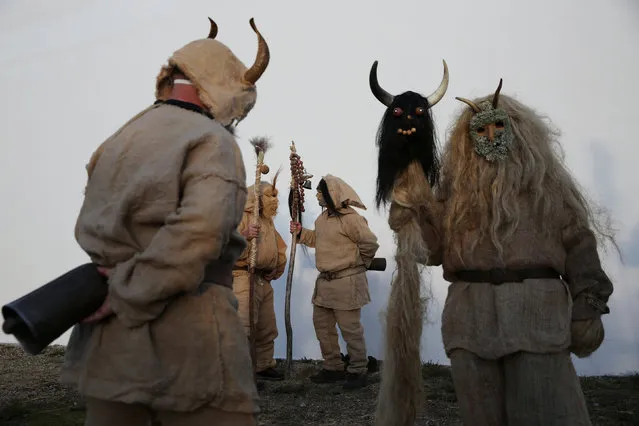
[289,175,380,390]
[60,17,271,426]
[233,168,287,382]
[368,59,448,426]
[386,79,616,425]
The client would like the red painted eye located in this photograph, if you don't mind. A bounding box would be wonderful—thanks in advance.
[416,107,425,115]
[392,107,403,117]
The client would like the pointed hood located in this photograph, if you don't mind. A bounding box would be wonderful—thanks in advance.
[322,174,366,210]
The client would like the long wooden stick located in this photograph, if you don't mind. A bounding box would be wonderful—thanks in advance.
[284,141,312,378]
[283,229,297,377]
[248,137,270,379]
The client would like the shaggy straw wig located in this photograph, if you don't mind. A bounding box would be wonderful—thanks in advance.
[438,93,618,262]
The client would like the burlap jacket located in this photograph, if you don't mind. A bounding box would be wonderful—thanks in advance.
[299,207,379,310]
[60,103,259,414]
[403,192,614,360]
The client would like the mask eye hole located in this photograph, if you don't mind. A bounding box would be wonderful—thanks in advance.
[415,107,425,115]
[392,107,403,117]
[476,126,486,134]
[495,121,505,129]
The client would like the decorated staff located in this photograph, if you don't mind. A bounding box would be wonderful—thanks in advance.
[283,141,313,377]
[368,59,449,425]
[248,136,272,373]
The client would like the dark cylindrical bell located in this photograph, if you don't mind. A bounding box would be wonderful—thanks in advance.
[302,180,312,190]
[367,257,387,271]
[1,263,108,356]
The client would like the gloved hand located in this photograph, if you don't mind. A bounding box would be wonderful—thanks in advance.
[569,293,609,358]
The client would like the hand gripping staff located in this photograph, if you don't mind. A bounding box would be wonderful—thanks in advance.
[284,141,313,377]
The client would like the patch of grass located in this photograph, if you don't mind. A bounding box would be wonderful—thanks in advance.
[580,373,639,425]
[422,361,452,379]
[0,399,85,426]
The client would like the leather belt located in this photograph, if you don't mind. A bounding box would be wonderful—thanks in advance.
[319,265,367,281]
[453,267,561,285]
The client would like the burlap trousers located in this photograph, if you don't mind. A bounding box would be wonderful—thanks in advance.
[449,349,592,426]
[232,271,278,372]
[84,397,256,426]
[312,305,367,374]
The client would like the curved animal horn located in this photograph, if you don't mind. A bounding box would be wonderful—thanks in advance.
[207,17,218,39]
[425,59,449,107]
[455,97,481,113]
[492,78,503,109]
[243,18,270,85]
[369,61,394,107]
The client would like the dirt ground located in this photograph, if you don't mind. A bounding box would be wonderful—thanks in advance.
[0,344,637,425]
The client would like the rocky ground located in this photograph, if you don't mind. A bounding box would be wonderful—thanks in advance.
[0,343,637,425]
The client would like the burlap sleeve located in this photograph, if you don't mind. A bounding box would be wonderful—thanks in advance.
[235,212,251,264]
[341,213,380,268]
[107,134,247,328]
[388,200,443,266]
[562,219,613,320]
[298,228,316,248]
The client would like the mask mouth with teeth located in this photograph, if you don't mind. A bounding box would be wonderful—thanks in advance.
[369,59,449,208]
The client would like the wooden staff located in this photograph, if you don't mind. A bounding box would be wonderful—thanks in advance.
[248,136,271,377]
[284,141,312,377]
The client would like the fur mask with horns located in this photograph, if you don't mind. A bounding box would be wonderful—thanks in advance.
[245,168,282,219]
[155,17,270,128]
[456,79,514,162]
[369,60,449,209]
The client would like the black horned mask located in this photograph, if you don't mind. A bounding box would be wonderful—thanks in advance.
[370,59,449,209]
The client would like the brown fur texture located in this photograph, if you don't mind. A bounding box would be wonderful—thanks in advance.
[375,162,433,426]
[439,94,618,264]
[243,166,282,220]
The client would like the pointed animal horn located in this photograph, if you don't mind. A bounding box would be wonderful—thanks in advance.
[369,61,395,107]
[425,59,449,107]
[243,18,271,85]
[207,17,218,39]
[271,165,283,189]
[455,97,481,113]
[492,78,503,109]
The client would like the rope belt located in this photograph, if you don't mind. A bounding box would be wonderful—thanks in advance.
[453,267,561,285]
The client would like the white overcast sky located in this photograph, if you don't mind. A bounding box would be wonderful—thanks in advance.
[1,0,638,376]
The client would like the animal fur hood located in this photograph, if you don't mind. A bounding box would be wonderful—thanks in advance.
[323,174,366,210]
[154,19,270,127]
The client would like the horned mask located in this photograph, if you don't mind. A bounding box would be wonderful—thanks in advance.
[456,79,514,162]
[369,59,449,208]
[155,17,270,128]
[245,168,281,220]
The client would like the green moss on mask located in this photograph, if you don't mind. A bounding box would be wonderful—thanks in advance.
[469,102,514,162]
